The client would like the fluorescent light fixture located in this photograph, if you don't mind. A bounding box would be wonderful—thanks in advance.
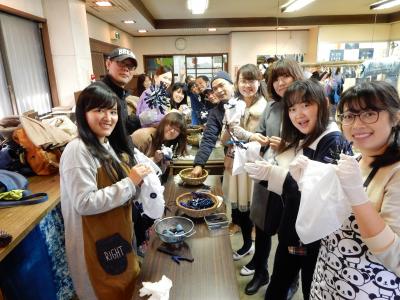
[123,20,136,24]
[370,0,400,9]
[138,29,147,33]
[187,0,209,14]
[276,26,289,30]
[95,1,112,7]
[208,28,217,32]
[281,0,315,13]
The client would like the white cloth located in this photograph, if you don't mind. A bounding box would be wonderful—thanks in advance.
[232,141,262,176]
[137,172,165,219]
[139,275,173,300]
[294,159,352,244]
[223,98,246,126]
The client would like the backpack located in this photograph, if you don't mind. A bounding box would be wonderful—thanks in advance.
[12,128,61,176]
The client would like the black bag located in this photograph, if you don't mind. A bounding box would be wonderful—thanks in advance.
[260,181,284,235]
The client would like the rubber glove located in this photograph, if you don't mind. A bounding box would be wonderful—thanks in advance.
[336,154,369,206]
[245,160,288,195]
[289,155,309,183]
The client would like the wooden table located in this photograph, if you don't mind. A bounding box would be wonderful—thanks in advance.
[0,175,60,262]
[170,145,225,175]
[132,175,240,300]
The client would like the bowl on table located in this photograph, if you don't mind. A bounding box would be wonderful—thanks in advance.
[179,168,208,186]
[187,134,200,146]
[176,191,219,218]
[186,125,202,135]
[154,216,195,244]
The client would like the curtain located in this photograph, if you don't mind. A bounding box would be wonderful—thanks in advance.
[0,13,51,115]
[0,56,12,118]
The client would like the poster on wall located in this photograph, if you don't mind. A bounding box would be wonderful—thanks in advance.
[329,50,344,61]
[359,48,374,60]
[345,43,359,49]
[144,56,174,77]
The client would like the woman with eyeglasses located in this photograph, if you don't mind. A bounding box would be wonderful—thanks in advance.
[308,81,400,299]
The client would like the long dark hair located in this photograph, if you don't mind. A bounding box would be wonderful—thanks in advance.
[279,79,330,153]
[337,81,400,168]
[170,82,188,109]
[136,73,151,97]
[151,112,187,156]
[76,81,135,182]
[267,59,304,101]
[235,64,262,100]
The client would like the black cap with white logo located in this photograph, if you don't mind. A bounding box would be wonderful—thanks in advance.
[108,48,138,67]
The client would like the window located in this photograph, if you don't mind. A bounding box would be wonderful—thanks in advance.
[186,54,227,79]
[0,13,52,118]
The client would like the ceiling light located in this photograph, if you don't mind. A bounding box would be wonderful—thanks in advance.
[95,1,112,7]
[276,26,288,30]
[123,20,136,24]
[370,0,400,9]
[208,28,217,32]
[281,0,315,13]
[187,0,209,14]
[138,29,147,33]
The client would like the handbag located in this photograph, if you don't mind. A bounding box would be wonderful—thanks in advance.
[0,169,48,207]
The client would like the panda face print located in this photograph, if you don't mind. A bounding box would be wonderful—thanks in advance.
[338,239,363,258]
[335,279,358,300]
[373,270,400,290]
[324,269,336,288]
[327,252,343,271]
[326,234,340,252]
[349,218,359,234]
[319,246,328,262]
[341,267,369,286]
[322,290,334,300]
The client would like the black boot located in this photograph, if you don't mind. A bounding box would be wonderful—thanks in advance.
[245,273,269,295]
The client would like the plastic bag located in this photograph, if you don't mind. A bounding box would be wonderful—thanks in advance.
[294,160,352,244]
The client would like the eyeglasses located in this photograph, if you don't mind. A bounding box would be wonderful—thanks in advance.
[337,110,380,126]
[115,61,136,71]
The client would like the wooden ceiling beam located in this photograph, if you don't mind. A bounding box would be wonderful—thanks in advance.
[127,0,155,28]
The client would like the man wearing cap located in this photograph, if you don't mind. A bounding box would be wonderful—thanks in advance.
[103,47,141,134]
[190,71,234,177]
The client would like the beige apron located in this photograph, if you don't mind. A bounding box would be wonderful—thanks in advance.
[82,163,140,300]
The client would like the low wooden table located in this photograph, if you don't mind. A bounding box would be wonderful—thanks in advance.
[132,175,239,300]
[0,175,60,262]
[170,146,225,175]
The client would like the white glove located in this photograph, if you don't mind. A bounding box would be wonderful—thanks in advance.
[244,160,273,181]
[245,160,288,195]
[289,155,309,183]
[336,154,369,206]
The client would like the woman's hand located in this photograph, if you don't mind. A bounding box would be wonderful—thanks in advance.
[250,133,269,146]
[129,164,152,186]
[269,136,281,151]
[190,166,203,177]
[153,150,163,163]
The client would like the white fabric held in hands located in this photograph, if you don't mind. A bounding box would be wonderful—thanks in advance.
[295,160,352,244]
[137,172,165,219]
[232,141,262,176]
[139,275,172,300]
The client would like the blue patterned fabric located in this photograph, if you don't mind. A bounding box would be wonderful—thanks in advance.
[39,204,76,300]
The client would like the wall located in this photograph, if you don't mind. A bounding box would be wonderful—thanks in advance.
[390,22,400,40]
[0,0,44,18]
[229,31,309,75]
[318,24,391,43]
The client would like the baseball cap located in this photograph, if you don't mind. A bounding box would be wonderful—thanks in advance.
[108,48,138,67]
[211,71,233,86]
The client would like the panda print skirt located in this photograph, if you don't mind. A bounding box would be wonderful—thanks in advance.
[310,214,400,300]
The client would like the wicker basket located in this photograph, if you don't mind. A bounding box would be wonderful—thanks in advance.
[187,134,200,146]
[176,192,218,218]
[187,125,202,135]
[179,168,208,186]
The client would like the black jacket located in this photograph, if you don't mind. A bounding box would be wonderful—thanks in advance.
[102,75,141,135]
[193,101,225,167]
[278,131,352,248]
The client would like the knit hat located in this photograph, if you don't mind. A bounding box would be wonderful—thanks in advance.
[108,47,138,67]
[211,71,233,86]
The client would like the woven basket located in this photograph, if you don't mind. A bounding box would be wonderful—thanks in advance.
[179,168,208,186]
[176,192,218,218]
[187,125,202,135]
[187,134,200,146]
